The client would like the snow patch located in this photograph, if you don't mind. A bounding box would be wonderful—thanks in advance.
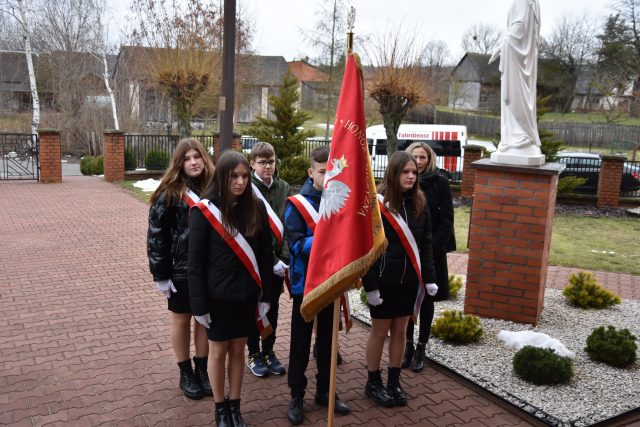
[498,330,576,359]
[133,178,161,192]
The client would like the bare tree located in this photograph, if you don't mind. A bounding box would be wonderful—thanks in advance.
[613,0,640,115]
[0,10,23,50]
[420,39,452,107]
[461,23,502,54]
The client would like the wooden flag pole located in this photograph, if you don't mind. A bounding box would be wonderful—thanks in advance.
[327,298,341,426]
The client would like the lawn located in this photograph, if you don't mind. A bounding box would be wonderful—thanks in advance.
[454,206,640,275]
[118,180,152,204]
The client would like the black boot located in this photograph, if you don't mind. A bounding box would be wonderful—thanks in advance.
[387,367,408,406]
[214,400,231,427]
[228,399,246,427]
[193,356,213,396]
[401,341,415,369]
[287,392,304,425]
[412,342,427,373]
[364,370,395,408]
[177,360,204,400]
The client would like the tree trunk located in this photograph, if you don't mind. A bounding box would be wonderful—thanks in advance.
[101,51,119,130]
[18,0,40,136]
[382,115,401,155]
[630,78,640,117]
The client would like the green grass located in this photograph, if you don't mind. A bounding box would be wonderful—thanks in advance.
[539,112,640,126]
[453,207,640,275]
[117,180,152,204]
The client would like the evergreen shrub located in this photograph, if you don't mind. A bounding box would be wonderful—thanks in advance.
[80,156,94,175]
[513,346,573,385]
[279,155,310,186]
[124,149,137,171]
[557,176,588,195]
[91,155,104,175]
[448,274,463,299]
[145,149,170,170]
[585,326,637,368]
[562,271,621,309]
[431,310,483,343]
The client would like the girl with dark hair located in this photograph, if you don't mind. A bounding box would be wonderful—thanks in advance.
[362,151,438,407]
[403,142,456,372]
[147,138,215,400]
[188,150,274,427]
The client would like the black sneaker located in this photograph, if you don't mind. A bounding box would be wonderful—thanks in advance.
[247,352,270,377]
[263,351,286,375]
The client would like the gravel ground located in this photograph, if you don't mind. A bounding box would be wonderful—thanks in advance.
[348,281,639,426]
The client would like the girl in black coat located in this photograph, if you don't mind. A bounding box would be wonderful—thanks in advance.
[403,142,456,372]
[363,152,437,408]
[188,151,274,427]
[147,138,215,400]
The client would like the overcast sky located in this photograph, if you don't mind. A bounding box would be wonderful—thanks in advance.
[107,0,615,63]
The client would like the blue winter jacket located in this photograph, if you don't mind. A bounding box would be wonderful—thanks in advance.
[284,178,321,296]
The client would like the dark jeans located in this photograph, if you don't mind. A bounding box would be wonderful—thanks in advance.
[247,276,283,355]
[287,294,335,396]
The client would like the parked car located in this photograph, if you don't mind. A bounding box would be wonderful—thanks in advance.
[557,152,640,194]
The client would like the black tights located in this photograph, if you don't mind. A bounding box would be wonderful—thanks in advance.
[405,297,434,344]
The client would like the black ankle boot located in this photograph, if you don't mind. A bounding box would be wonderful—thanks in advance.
[401,341,415,369]
[387,367,408,406]
[412,343,427,373]
[364,370,395,408]
[193,356,213,396]
[215,401,231,427]
[228,399,246,427]
[177,360,203,400]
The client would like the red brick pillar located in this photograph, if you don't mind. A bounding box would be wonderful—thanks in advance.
[39,129,62,183]
[597,155,626,208]
[460,145,484,199]
[464,159,564,325]
[103,130,125,182]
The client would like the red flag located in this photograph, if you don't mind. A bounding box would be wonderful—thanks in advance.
[300,52,387,322]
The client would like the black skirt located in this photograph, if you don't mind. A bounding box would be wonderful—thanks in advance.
[207,299,256,342]
[168,280,192,314]
[369,278,419,319]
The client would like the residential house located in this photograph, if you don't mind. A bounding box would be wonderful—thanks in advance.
[571,64,634,112]
[288,60,330,111]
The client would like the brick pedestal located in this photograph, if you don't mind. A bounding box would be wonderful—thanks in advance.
[464,159,564,325]
[103,130,125,182]
[39,129,62,183]
[597,155,626,208]
[460,145,484,199]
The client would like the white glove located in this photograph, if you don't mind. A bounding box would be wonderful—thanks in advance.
[426,283,438,296]
[194,313,211,329]
[273,260,288,277]
[366,290,383,306]
[156,279,177,299]
[258,302,271,318]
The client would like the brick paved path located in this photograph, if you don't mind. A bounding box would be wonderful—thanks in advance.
[0,177,635,426]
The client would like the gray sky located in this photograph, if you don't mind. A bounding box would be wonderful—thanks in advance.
[107,0,615,63]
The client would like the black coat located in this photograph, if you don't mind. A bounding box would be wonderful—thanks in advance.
[147,190,193,283]
[187,198,274,316]
[419,170,456,255]
[363,193,437,292]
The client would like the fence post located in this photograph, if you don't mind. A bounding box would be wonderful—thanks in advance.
[460,145,484,199]
[597,155,626,208]
[103,130,125,182]
[39,129,62,183]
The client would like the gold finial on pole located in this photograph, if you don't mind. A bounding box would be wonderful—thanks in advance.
[346,6,355,52]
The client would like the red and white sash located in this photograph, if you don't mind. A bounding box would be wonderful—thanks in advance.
[376,194,426,322]
[194,199,273,340]
[287,194,352,332]
[182,188,200,208]
[252,183,284,248]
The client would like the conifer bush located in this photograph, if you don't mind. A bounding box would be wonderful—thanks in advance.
[562,271,621,309]
[585,326,637,368]
[431,310,483,343]
[124,149,137,171]
[513,346,573,385]
[145,149,170,170]
[448,274,463,299]
[91,155,104,175]
[80,156,94,175]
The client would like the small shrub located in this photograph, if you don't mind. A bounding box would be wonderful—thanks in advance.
[557,176,588,195]
[124,149,137,171]
[513,346,573,385]
[91,155,104,175]
[279,155,311,185]
[431,310,483,343]
[145,149,170,170]
[448,274,463,299]
[585,326,637,368]
[562,271,621,309]
[80,156,94,175]
[359,288,367,305]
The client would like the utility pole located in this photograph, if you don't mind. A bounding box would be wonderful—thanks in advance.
[219,0,236,153]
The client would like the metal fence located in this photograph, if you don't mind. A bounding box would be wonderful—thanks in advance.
[125,134,220,169]
[0,133,39,180]
[556,155,640,198]
[620,160,640,198]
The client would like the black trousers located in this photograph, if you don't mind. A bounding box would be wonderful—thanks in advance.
[247,276,283,355]
[287,294,335,397]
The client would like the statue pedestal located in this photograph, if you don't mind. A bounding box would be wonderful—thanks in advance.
[463,159,564,325]
[490,151,545,166]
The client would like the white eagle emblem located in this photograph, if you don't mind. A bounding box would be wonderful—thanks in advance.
[319,155,351,220]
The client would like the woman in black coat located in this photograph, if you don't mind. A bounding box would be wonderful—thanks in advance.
[188,151,274,427]
[147,138,215,400]
[403,142,456,372]
[363,151,438,408]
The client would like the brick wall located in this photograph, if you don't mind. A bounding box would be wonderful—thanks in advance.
[103,131,125,182]
[39,129,62,183]
[464,160,564,325]
[597,155,626,208]
[460,145,483,198]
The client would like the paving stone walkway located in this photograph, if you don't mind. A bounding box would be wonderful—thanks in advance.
[0,177,637,426]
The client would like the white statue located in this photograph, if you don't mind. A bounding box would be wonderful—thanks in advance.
[489,0,545,166]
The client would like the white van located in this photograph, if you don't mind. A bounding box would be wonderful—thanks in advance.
[366,124,468,179]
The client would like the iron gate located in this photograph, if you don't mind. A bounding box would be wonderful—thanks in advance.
[0,133,39,180]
